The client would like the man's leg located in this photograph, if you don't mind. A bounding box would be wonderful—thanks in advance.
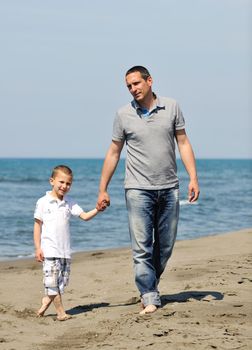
[125,189,161,313]
[153,187,180,282]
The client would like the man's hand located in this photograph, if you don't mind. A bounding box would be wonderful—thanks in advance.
[97,191,110,211]
[188,179,200,202]
[96,200,108,212]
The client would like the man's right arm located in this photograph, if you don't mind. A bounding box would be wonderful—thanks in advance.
[97,140,124,210]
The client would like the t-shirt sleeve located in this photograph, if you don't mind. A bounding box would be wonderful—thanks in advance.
[175,102,185,130]
[34,198,43,221]
[112,112,125,142]
[70,202,84,217]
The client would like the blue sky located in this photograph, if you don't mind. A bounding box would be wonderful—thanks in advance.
[0,0,251,158]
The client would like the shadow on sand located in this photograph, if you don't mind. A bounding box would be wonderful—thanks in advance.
[66,290,223,316]
[161,290,224,306]
[67,302,110,315]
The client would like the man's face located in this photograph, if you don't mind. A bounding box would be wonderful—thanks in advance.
[125,72,152,103]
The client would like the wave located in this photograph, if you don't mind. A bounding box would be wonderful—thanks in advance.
[180,199,198,206]
[0,177,44,183]
[0,252,34,262]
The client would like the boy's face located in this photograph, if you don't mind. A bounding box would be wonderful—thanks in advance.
[49,170,72,200]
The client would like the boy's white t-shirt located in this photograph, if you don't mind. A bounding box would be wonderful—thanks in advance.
[34,191,83,259]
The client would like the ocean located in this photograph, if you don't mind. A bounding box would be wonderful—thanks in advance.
[0,158,251,261]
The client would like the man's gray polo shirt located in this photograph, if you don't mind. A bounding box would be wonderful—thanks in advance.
[112,96,185,190]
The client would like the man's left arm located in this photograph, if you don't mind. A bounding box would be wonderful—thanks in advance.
[175,129,200,202]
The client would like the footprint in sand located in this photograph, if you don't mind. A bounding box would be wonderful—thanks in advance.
[15,308,36,319]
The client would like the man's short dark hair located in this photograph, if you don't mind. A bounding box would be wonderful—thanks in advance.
[126,66,151,81]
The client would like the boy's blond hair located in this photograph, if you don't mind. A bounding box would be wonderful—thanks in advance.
[51,165,73,179]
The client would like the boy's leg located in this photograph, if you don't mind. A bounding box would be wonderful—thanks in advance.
[37,258,57,316]
[37,294,71,320]
[53,258,71,320]
[37,295,54,316]
[53,294,71,321]
[38,258,71,320]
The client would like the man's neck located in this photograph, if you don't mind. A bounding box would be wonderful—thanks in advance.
[138,92,156,111]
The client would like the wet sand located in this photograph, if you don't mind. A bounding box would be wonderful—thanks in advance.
[0,228,251,349]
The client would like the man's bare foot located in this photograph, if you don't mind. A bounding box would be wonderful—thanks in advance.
[139,304,157,315]
[57,313,72,321]
[37,296,53,317]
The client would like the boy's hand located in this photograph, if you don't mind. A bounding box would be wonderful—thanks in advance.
[35,248,44,262]
[96,200,108,212]
[97,192,110,211]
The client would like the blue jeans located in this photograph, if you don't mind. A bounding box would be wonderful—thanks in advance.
[125,187,179,307]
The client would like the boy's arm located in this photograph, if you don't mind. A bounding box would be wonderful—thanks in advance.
[34,218,44,262]
[79,208,99,221]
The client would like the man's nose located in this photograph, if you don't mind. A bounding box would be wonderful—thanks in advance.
[131,85,137,93]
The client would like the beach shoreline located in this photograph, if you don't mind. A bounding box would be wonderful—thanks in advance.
[0,228,251,349]
[2,227,251,265]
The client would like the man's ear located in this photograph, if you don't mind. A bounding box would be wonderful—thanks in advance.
[147,76,153,87]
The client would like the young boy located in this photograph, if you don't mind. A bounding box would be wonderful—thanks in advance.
[34,165,104,321]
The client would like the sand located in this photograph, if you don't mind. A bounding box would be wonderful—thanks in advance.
[0,228,251,350]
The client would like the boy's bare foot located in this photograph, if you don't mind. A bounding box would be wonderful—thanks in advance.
[57,314,72,321]
[139,304,157,315]
[37,296,53,317]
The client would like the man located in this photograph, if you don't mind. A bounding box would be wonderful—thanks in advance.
[97,66,199,315]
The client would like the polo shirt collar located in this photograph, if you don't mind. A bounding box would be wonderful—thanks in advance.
[131,94,165,114]
[46,191,67,204]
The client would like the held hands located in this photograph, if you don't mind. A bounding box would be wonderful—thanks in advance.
[96,200,109,212]
[96,191,110,212]
[188,178,200,203]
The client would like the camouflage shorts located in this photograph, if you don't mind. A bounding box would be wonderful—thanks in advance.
[43,258,71,295]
